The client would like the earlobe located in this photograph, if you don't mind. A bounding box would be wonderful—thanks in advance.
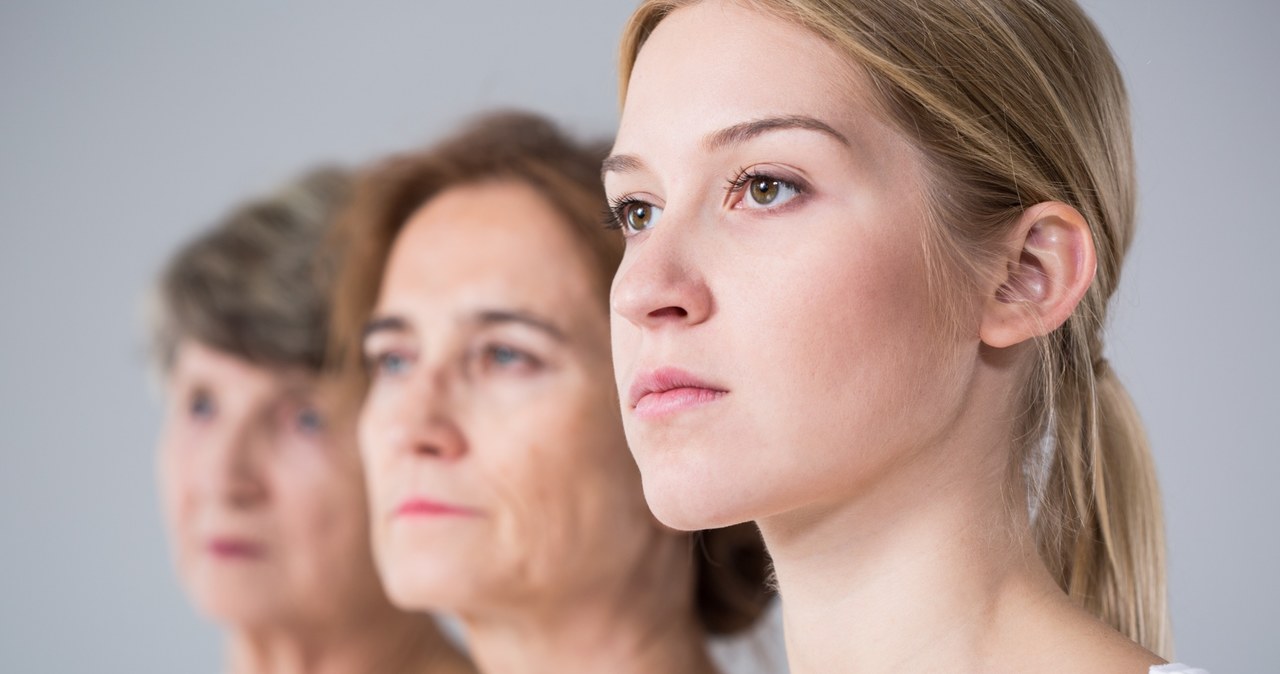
[979,202,1097,349]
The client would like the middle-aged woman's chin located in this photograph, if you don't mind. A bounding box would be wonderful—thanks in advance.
[330,110,774,674]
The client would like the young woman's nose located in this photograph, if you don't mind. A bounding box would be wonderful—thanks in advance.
[611,216,714,331]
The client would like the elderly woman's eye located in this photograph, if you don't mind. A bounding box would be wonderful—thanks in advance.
[188,389,216,420]
[294,407,325,435]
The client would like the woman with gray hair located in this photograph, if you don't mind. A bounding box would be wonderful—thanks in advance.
[150,168,475,674]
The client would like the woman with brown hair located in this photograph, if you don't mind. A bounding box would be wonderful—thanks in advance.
[151,169,474,674]
[329,110,773,674]
[605,0,1207,672]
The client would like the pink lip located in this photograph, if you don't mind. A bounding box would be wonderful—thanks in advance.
[394,498,483,520]
[207,537,265,559]
[628,367,728,420]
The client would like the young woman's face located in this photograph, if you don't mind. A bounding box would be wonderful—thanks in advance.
[359,181,661,614]
[158,341,383,629]
[606,0,979,530]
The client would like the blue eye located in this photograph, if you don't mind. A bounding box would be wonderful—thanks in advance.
[371,351,411,377]
[189,390,215,420]
[480,344,542,375]
[295,407,325,434]
[489,345,525,367]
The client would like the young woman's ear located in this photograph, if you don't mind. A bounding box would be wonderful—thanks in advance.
[979,202,1097,348]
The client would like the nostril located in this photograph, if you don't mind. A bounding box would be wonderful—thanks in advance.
[649,306,688,319]
[416,444,443,458]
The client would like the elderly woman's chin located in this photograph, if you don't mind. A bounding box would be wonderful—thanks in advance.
[186,573,288,627]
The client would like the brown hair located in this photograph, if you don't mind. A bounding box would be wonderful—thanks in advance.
[328,110,773,636]
[151,167,350,373]
[621,0,1169,655]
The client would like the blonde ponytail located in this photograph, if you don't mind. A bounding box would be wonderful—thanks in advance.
[1034,335,1170,654]
[621,0,1171,656]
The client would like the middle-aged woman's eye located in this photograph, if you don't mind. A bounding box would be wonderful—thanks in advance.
[367,350,412,378]
[477,343,542,376]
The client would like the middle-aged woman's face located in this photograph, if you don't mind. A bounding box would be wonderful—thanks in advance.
[158,340,383,628]
[606,0,981,531]
[359,180,660,613]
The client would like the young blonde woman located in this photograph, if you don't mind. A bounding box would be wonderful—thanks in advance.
[603,1,1208,672]
[151,169,474,674]
[330,111,772,674]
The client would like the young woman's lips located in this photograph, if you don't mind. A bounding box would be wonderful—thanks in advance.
[207,537,265,560]
[393,498,483,520]
[629,367,728,420]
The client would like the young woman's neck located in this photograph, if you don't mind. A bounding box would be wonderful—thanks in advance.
[225,606,472,674]
[761,385,1070,674]
[459,530,720,674]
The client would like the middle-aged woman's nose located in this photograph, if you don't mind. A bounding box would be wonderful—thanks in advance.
[386,367,468,462]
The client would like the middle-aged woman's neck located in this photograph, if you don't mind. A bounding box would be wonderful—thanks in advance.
[458,528,720,674]
[759,372,1163,674]
[225,607,472,674]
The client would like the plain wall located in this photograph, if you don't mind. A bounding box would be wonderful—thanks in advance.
[0,1,1274,672]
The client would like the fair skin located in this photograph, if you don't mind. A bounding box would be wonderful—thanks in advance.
[357,180,718,674]
[158,340,472,674]
[605,2,1163,673]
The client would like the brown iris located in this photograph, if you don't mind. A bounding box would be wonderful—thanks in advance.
[749,178,781,205]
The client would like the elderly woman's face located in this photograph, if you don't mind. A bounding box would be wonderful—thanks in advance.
[157,341,382,628]
[359,181,656,613]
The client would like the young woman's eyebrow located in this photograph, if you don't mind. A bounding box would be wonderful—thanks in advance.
[469,309,569,344]
[601,153,647,180]
[601,115,849,181]
[703,115,851,151]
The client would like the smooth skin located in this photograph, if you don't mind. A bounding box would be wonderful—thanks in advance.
[158,341,472,674]
[358,181,718,674]
[605,2,1163,673]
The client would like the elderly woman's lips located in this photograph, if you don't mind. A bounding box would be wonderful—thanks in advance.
[207,537,265,559]
[394,498,483,519]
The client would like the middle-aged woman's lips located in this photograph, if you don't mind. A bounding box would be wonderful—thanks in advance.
[629,367,729,420]
[393,498,483,520]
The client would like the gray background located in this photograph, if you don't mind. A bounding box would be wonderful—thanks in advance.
[0,1,1274,672]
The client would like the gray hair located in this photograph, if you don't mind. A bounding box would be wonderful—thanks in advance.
[150,166,350,374]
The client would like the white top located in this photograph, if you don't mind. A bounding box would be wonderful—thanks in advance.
[1151,664,1209,674]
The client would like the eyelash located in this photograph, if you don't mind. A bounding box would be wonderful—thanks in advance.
[726,167,806,207]
[603,197,643,231]
[603,167,807,232]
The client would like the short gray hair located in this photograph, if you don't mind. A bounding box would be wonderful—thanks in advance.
[150,167,350,373]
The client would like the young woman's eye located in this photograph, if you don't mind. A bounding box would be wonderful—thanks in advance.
[730,171,804,210]
[188,389,216,421]
[607,197,664,235]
